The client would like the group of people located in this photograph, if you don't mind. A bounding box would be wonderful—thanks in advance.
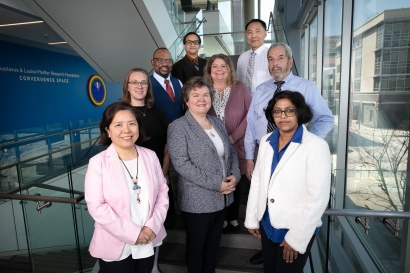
[84,17,334,273]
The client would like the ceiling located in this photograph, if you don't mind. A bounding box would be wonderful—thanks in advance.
[0,1,178,82]
[0,4,76,55]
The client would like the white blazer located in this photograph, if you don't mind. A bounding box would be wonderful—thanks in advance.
[244,126,331,254]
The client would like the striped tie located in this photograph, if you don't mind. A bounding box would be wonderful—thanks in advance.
[245,51,256,92]
[193,59,199,71]
[267,81,285,133]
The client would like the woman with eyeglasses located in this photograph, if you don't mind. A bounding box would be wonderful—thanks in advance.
[85,102,169,273]
[244,91,331,273]
[120,68,171,273]
[204,54,252,234]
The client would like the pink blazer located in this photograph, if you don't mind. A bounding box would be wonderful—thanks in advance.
[84,144,169,260]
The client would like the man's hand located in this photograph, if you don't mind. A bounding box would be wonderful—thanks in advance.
[246,159,254,180]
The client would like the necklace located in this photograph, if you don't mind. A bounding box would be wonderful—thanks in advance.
[206,127,215,137]
[118,152,141,204]
[135,106,147,117]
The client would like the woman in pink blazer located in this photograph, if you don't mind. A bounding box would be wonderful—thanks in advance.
[85,102,169,273]
[205,54,252,233]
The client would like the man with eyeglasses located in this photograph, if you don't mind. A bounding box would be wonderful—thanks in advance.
[150,47,184,123]
[244,42,334,265]
[171,32,207,84]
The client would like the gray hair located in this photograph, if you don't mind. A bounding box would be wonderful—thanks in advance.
[269,42,293,59]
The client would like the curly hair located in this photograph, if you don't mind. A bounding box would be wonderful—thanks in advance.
[203,54,238,88]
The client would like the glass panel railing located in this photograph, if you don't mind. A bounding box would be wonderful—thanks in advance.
[312,170,410,273]
[0,119,104,193]
[0,169,95,273]
[201,9,234,56]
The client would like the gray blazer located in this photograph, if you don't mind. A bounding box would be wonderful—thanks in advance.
[168,111,241,213]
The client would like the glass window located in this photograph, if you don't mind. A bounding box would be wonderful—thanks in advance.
[309,16,318,83]
[346,2,410,273]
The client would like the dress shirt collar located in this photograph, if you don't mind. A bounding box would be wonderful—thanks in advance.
[266,124,303,147]
[253,45,268,56]
[186,54,199,65]
[152,71,170,83]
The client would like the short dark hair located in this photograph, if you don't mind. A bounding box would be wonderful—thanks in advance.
[152,47,170,58]
[265,91,313,125]
[183,32,202,45]
[99,102,147,146]
[180,76,214,104]
[245,19,267,31]
[120,68,154,108]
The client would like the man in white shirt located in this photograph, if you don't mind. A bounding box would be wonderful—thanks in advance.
[236,19,272,95]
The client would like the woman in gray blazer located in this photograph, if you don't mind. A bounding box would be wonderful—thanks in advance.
[167,76,240,273]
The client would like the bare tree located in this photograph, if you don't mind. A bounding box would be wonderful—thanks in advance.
[349,121,409,211]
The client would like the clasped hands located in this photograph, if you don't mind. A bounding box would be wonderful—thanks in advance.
[135,226,156,245]
[219,174,236,194]
[247,228,299,263]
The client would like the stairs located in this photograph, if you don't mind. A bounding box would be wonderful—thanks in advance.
[0,248,96,273]
[158,182,264,272]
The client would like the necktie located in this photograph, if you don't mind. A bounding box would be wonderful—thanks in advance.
[267,81,285,133]
[193,59,199,71]
[164,79,175,102]
[245,51,256,92]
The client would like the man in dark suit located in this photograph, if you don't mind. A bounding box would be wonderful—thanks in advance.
[150,47,184,123]
[171,32,207,84]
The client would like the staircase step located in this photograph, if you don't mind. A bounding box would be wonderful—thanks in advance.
[158,242,263,272]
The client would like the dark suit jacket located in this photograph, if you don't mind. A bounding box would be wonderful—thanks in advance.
[167,111,241,213]
[171,55,207,83]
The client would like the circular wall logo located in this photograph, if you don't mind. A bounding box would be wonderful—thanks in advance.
[88,74,106,106]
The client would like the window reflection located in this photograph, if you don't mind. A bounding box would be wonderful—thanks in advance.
[345,1,410,272]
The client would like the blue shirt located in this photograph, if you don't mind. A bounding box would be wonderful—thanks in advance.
[261,125,318,242]
[244,72,334,159]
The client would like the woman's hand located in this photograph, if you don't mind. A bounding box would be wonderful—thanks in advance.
[280,240,298,263]
[247,228,261,239]
[135,226,156,245]
[219,175,236,194]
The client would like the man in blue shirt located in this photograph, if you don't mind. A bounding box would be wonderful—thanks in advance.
[244,42,334,265]
[245,42,334,180]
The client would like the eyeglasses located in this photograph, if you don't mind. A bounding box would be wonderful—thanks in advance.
[185,40,200,45]
[128,81,149,88]
[272,108,297,118]
[153,58,173,64]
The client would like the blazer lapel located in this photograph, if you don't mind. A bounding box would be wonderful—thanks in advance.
[185,112,218,154]
[106,144,131,213]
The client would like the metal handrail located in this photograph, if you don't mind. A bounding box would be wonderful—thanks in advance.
[324,209,410,219]
[0,192,84,204]
[0,124,98,149]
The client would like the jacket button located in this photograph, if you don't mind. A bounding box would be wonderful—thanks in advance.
[270,199,275,203]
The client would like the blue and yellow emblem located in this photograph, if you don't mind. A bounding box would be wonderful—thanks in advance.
[88,74,106,106]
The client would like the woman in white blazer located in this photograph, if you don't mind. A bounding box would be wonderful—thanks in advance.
[244,91,331,273]
[85,102,169,273]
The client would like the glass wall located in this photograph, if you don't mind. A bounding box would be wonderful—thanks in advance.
[345,1,410,272]
[299,0,410,272]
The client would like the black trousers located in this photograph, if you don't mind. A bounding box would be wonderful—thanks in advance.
[98,254,154,273]
[260,224,315,273]
[181,208,227,273]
